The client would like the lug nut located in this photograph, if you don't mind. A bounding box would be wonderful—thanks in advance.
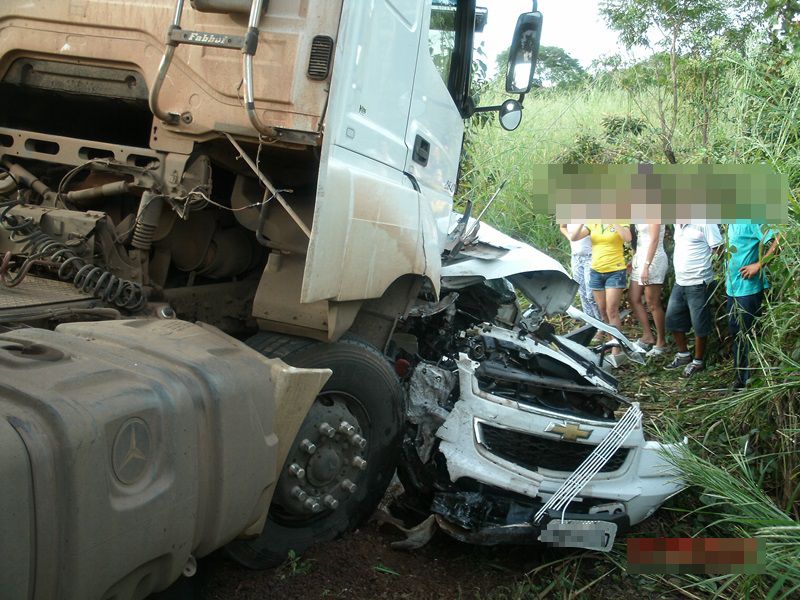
[352,456,367,471]
[288,463,305,478]
[291,486,308,502]
[319,422,336,438]
[338,421,356,436]
[304,497,322,513]
[350,434,367,449]
[323,494,339,510]
[340,479,357,494]
[299,439,317,454]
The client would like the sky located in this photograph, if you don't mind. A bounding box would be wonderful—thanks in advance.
[475,0,623,74]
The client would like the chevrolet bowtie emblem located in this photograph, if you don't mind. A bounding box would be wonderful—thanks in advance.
[546,422,593,442]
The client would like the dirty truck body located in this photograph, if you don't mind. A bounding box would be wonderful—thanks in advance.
[0,1,684,598]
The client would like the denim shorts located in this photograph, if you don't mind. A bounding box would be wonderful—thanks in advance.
[589,268,627,290]
[665,282,716,337]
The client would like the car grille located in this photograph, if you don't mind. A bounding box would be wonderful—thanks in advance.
[478,423,629,474]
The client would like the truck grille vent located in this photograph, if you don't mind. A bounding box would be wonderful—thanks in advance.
[479,424,629,474]
[307,36,334,80]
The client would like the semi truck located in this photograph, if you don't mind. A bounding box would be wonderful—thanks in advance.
[0,1,686,598]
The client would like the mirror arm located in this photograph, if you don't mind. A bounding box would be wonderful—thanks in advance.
[471,93,526,115]
[472,104,504,113]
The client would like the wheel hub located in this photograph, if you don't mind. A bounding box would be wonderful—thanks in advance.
[306,447,342,487]
[274,394,368,517]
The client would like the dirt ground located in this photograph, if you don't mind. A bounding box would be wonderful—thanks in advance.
[197,522,593,600]
[190,510,688,600]
[200,521,531,600]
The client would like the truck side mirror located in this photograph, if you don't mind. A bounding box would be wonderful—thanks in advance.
[505,12,543,95]
[498,99,522,131]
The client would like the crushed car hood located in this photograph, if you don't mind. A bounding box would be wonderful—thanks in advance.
[442,217,577,316]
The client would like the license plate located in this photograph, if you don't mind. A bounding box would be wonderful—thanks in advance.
[538,519,617,552]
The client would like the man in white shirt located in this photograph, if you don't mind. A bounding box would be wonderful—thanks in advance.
[664,224,723,377]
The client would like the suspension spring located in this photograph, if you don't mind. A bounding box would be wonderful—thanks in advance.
[0,200,147,311]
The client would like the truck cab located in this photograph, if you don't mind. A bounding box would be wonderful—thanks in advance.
[0,2,557,598]
[0,0,537,343]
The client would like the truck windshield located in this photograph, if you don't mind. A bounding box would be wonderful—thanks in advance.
[429,0,485,116]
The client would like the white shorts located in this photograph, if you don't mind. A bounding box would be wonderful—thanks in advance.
[631,251,668,284]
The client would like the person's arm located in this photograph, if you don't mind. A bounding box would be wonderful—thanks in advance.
[740,232,782,279]
[569,224,590,241]
[708,225,724,256]
[614,224,632,243]
[640,224,660,283]
[559,224,571,241]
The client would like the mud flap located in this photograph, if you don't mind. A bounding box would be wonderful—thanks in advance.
[239,360,332,538]
[538,519,617,552]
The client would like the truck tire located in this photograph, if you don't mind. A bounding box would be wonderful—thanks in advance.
[225,332,404,569]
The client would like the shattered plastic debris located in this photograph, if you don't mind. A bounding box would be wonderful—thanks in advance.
[387,514,439,551]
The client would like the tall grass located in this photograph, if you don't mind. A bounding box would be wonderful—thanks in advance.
[458,85,636,265]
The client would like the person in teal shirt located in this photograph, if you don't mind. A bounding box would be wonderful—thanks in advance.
[725,224,781,388]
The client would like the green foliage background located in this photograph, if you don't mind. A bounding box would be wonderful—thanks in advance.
[460,5,800,596]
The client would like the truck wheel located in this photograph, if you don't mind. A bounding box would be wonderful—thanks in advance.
[225,332,404,569]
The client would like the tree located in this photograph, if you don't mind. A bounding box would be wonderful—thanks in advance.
[535,46,588,89]
[494,48,510,80]
[763,0,800,52]
[599,0,756,162]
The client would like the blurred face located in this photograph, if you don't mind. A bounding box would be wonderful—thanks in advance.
[631,202,663,224]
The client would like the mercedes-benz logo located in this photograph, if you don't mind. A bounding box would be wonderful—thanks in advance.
[112,417,151,485]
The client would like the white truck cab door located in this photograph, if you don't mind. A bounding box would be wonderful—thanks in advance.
[302,0,443,305]
[402,0,466,249]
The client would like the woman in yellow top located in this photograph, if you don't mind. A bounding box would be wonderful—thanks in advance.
[569,224,632,366]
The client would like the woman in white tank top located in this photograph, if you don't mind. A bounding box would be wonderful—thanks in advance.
[630,224,668,355]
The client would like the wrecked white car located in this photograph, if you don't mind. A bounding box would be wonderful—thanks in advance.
[389,218,686,552]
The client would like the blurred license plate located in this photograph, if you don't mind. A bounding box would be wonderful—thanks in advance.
[538,519,617,552]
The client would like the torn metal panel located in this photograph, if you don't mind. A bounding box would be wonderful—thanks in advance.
[407,292,459,318]
[441,217,575,316]
[472,323,619,394]
[407,363,456,463]
[566,305,643,359]
[457,240,510,261]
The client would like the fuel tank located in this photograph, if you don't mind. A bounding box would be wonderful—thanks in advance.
[0,319,328,600]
